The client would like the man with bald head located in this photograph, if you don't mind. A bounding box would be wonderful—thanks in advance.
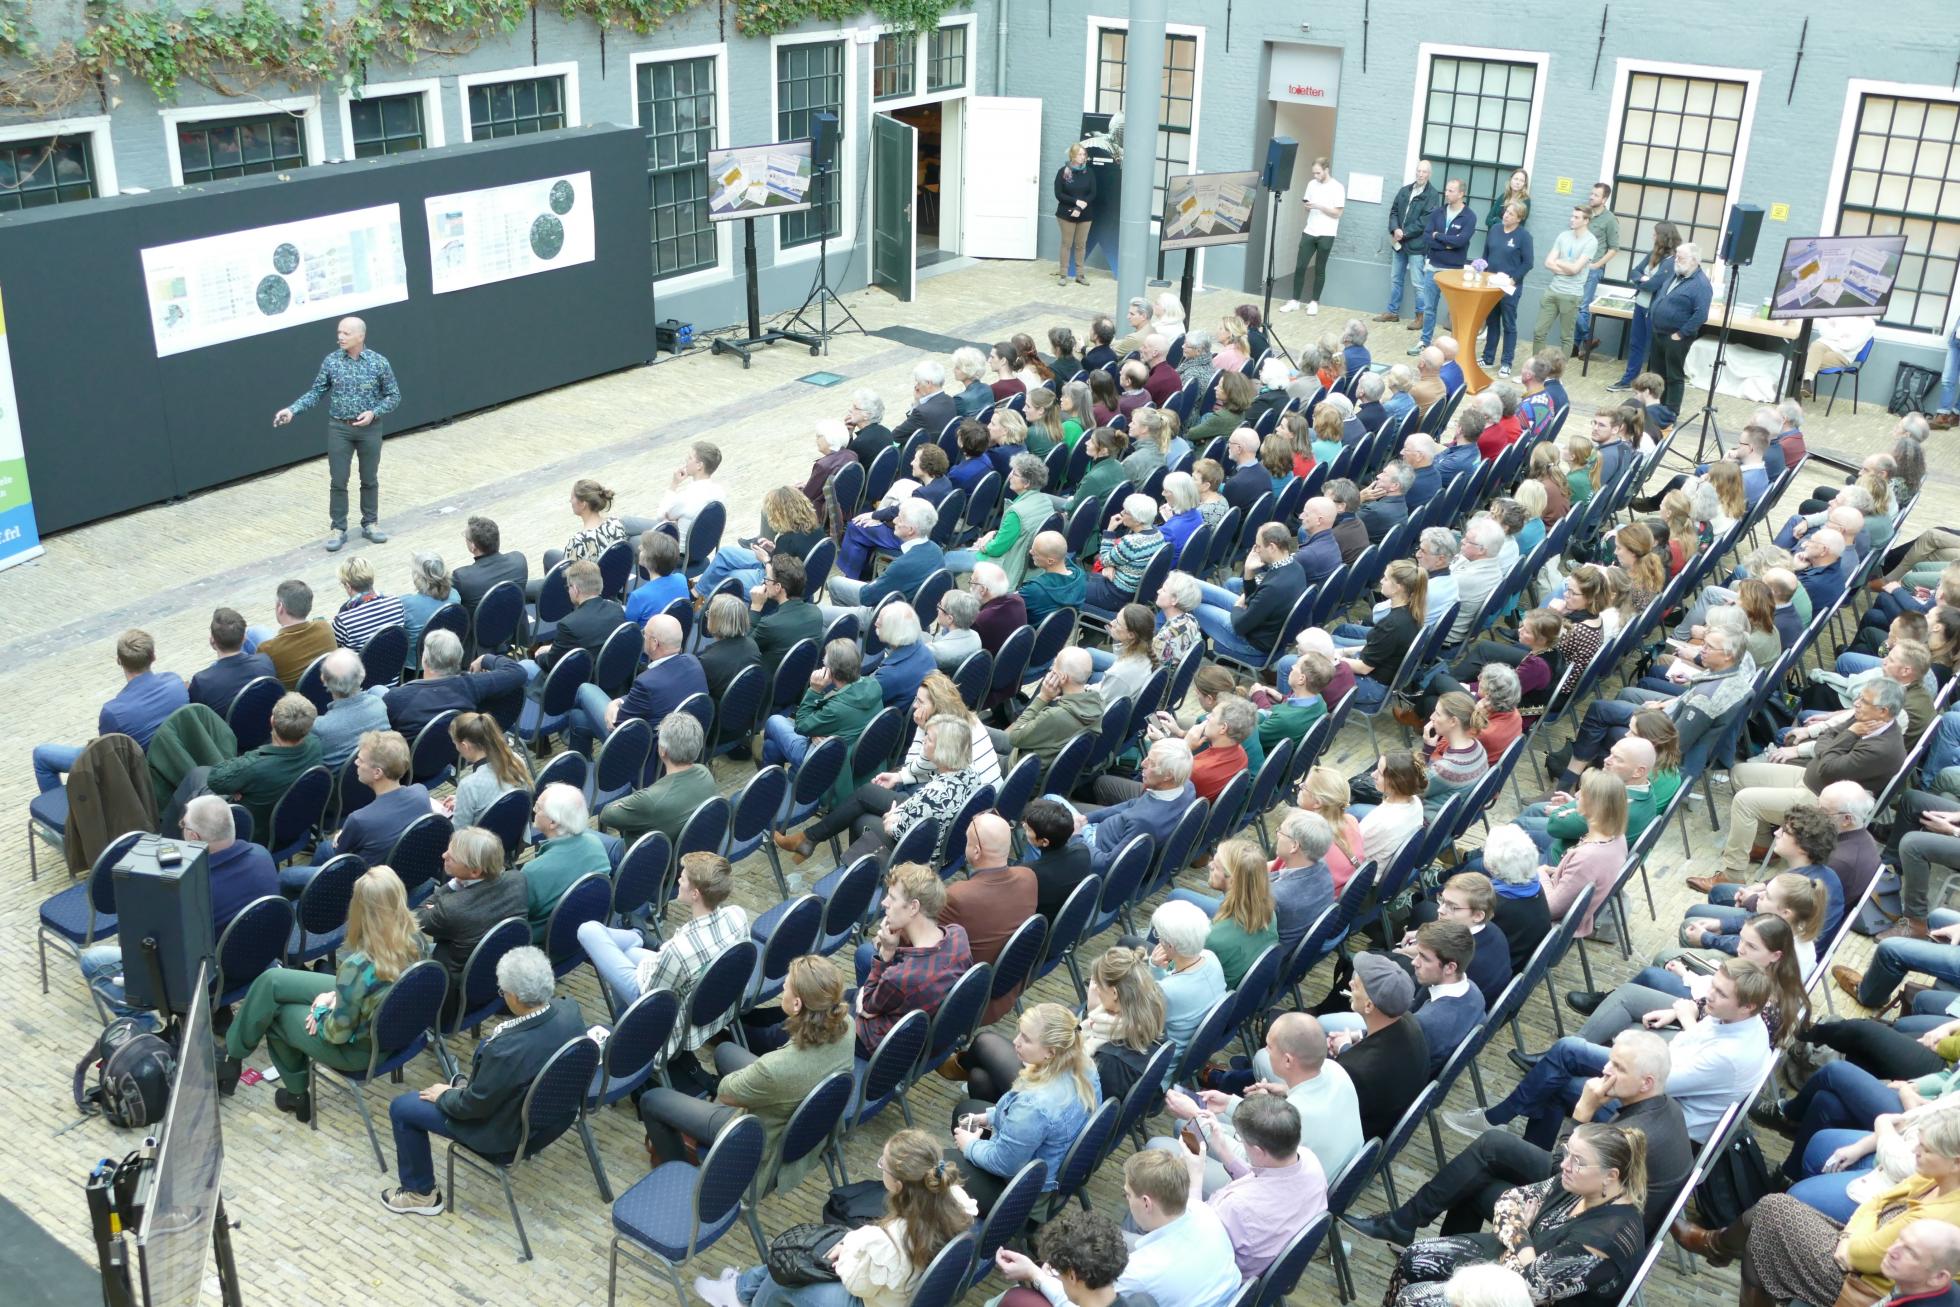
[1019,530,1086,623]
[1296,496,1343,584]
[573,612,707,753]
[1409,344,1447,410]
[274,315,401,551]
[1002,646,1104,766]
[941,812,1038,1020]
[1526,735,1662,859]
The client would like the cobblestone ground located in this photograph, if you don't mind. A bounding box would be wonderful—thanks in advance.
[0,259,1933,1304]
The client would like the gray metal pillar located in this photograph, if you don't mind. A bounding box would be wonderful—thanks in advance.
[1115,0,1167,315]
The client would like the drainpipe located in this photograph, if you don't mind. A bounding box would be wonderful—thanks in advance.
[995,0,1009,95]
[1116,0,1167,314]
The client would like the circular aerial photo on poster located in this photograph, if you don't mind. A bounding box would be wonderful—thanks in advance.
[549,179,576,215]
[531,213,565,260]
[271,242,301,274]
[257,275,292,315]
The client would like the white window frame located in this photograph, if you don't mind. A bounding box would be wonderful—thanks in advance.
[0,113,119,198]
[1079,17,1207,208]
[456,61,583,144]
[870,13,977,111]
[160,94,323,188]
[1403,43,1550,196]
[768,28,858,267]
[1822,77,1960,346]
[1595,58,1759,290]
[629,41,733,293]
[336,76,445,161]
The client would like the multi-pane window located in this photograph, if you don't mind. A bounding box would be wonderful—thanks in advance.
[1418,56,1537,221]
[873,33,915,101]
[776,41,844,249]
[1837,93,1960,332]
[1092,28,1198,215]
[927,24,967,93]
[638,56,718,280]
[1609,72,1748,282]
[468,75,566,140]
[177,112,306,184]
[349,92,427,158]
[0,134,97,210]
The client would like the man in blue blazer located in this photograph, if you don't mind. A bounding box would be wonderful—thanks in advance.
[1077,739,1200,875]
[382,946,587,1215]
[1795,527,1855,612]
[572,614,706,752]
[188,608,278,713]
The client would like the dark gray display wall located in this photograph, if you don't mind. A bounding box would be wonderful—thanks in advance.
[0,124,654,533]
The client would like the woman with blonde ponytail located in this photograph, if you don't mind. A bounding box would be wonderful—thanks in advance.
[949,1002,1100,1214]
[702,1127,975,1307]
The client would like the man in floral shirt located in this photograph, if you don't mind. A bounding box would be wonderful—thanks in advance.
[274,316,401,552]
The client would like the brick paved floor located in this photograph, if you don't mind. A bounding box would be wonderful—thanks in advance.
[0,259,1939,1305]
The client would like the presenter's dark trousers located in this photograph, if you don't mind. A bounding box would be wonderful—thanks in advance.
[1650,330,1693,413]
[327,417,383,531]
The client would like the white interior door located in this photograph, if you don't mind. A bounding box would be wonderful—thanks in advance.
[961,96,1043,260]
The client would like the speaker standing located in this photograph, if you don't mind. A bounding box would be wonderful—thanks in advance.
[273,316,401,552]
[1282,155,1343,316]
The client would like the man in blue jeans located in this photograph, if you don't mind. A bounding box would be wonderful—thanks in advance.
[33,629,187,792]
[1751,1054,1927,1183]
[1376,160,1438,327]
[1412,178,1476,353]
[381,947,587,1216]
[1842,909,1960,1008]
[1192,524,1306,665]
[1937,304,1960,430]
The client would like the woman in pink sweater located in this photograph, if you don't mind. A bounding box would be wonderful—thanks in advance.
[1538,768,1628,938]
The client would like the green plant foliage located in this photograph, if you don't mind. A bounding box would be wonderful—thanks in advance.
[0,0,31,55]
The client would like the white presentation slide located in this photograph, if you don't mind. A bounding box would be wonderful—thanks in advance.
[425,171,595,294]
[140,205,409,357]
[1161,171,1260,250]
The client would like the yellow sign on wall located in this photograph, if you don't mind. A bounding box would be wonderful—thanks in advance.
[1554,177,1574,195]
[1769,202,1790,222]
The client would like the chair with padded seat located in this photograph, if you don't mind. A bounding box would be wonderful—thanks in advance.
[748,893,822,1009]
[990,914,1049,1019]
[610,830,673,930]
[545,872,614,981]
[706,665,767,763]
[1032,874,1103,1005]
[907,962,993,1110]
[478,788,531,862]
[1819,335,1876,416]
[37,830,140,998]
[434,916,529,1078]
[767,639,821,715]
[722,765,787,870]
[359,624,410,689]
[909,1232,979,1307]
[409,710,461,790]
[591,716,654,812]
[744,1071,854,1253]
[683,940,760,1051]
[225,676,285,752]
[592,621,645,698]
[211,894,296,1008]
[310,958,448,1170]
[951,649,994,712]
[266,764,333,864]
[1108,1039,1177,1152]
[681,500,727,582]
[287,851,363,967]
[1040,731,1098,808]
[580,987,683,1200]
[964,1159,1050,1291]
[1086,834,1155,940]
[1323,1138,1383,1302]
[606,1099,765,1307]
[843,1009,929,1150]
[471,581,527,657]
[294,655,333,712]
[518,649,592,752]
[386,812,453,907]
[1032,1098,1120,1222]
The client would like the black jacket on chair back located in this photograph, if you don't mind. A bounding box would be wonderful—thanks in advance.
[435,997,590,1159]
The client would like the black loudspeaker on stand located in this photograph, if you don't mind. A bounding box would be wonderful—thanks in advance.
[783,111,865,351]
[1680,202,1764,465]
[1256,136,1300,367]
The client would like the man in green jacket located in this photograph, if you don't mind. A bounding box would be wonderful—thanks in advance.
[1257,651,1332,753]
[1002,647,1105,767]
[180,692,324,839]
[1020,532,1087,624]
[600,710,722,847]
[523,782,614,943]
[761,638,886,805]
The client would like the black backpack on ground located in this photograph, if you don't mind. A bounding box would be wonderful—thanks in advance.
[1691,1122,1775,1228]
[73,1019,177,1130]
[1888,362,1940,417]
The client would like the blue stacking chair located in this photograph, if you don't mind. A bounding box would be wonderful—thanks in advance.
[287,852,362,967]
[409,710,460,789]
[1324,1138,1383,1301]
[908,963,994,1110]
[592,717,654,811]
[471,581,526,656]
[311,958,448,1169]
[1040,731,1097,806]
[768,638,821,714]
[226,676,284,751]
[723,766,786,872]
[593,622,644,697]
[294,655,333,711]
[952,649,994,711]
[985,624,1036,711]
[435,916,529,1078]
[1137,799,1210,915]
[1228,943,1286,1056]
[267,764,333,863]
[545,872,613,980]
[684,940,759,1051]
[992,914,1049,1017]
[1109,1040,1177,1152]
[965,1160,1050,1290]
[911,1233,980,1307]
[681,500,727,581]
[776,736,846,841]
[606,1113,765,1307]
[814,854,883,956]
[745,1072,855,1254]
[448,1034,603,1260]
[581,988,683,1199]
[1032,874,1102,1005]
[749,893,822,1009]
[707,665,767,761]
[519,649,591,750]
[1167,994,1239,1094]
[210,894,293,1008]
[610,830,672,931]
[386,812,453,907]
[844,1009,929,1148]
[360,624,410,689]
[479,788,531,862]
[1033,1099,1120,1221]
[534,749,588,796]
[1250,1213,1331,1307]
[1086,835,1154,939]
[936,783,999,878]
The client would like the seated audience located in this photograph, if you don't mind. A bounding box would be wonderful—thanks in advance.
[416,824,528,1014]
[571,614,707,752]
[598,710,720,846]
[311,648,389,768]
[520,782,613,943]
[188,607,276,713]
[697,593,762,700]
[331,555,408,651]
[1144,899,1231,1064]
[777,713,984,868]
[295,729,431,893]
[991,1208,1156,1307]
[950,1003,1100,1215]
[192,690,323,838]
[760,637,883,773]
[450,515,527,615]
[1108,1149,1243,1307]
[1169,837,1280,988]
[1004,648,1105,766]
[383,630,526,742]
[853,862,974,1058]
[253,580,339,689]
[31,629,187,793]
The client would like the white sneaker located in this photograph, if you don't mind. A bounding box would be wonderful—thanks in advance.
[695,1268,742,1307]
[1499,366,1512,377]
[1307,301,1321,315]
[1280,300,1300,313]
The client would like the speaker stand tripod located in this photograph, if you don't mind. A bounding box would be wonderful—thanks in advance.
[1256,187,1297,366]
[1676,261,1751,467]
[782,166,865,351]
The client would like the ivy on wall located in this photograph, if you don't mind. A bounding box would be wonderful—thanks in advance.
[0,0,962,115]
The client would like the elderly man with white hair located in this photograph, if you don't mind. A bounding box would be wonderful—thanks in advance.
[1353,369,1391,433]
[1073,737,1198,870]
[924,589,983,671]
[799,418,858,511]
[1296,495,1343,584]
[1398,431,1443,507]
[1001,645,1104,766]
[381,945,587,1216]
[890,358,958,445]
[522,781,613,942]
[1140,331,1181,404]
[969,560,1027,653]
[842,387,892,465]
[1481,822,1554,973]
[1795,525,1855,612]
[862,601,934,708]
[311,646,390,766]
[950,345,993,417]
[1642,239,1713,411]
[824,496,944,618]
[81,794,279,1027]
[1089,493,1169,610]
[1447,517,1510,644]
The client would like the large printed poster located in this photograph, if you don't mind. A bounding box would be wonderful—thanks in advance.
[424,172,596,294]
[140,204,409,357]
[0,286,45,573]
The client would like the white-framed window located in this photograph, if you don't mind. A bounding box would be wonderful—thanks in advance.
[630,42,731,288]
[1405,44,1549,222]
[0,114,117,208]
[872,14,977,109]
[456,62,582,143]
[337,77,444,160]
[1082,17,1205,219]
[161,95,323,187]
[1823,79,1960,336]
[1598,60,1758,285]
[770,30,856,257]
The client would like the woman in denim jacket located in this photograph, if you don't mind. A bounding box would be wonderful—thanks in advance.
[949,1002,1100,1216]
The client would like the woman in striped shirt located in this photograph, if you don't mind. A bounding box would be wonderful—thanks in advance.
[1422,691,1490,819]
[330,555,406,651]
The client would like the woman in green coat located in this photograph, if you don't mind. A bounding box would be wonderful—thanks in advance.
[224,865,429,1122]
